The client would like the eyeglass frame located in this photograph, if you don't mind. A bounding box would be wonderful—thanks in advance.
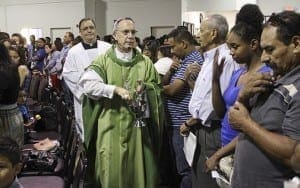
[112,17,136,34]
[80,25,96,32]
[78,18,96,31]
[116,29,138,36]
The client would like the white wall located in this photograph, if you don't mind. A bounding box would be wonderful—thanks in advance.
[1,0,181,41]
[185,0,300,15]
[85,0,95,20]
[0,0,84,38]
[183,0,300,32]
[95,0,107,38]
[258,0,299,15]
[0,6,5,31]
[206,11,237,30]
[187,0,236,12]
[104,0,181,39]
[2,0,298,41]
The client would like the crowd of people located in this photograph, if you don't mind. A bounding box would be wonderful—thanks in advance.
[0,3,300,188]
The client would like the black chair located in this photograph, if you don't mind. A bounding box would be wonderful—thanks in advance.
[19,121,80,188]
[41,86,52,105]
[27,95,63,143]
[28,73,40,100]
[64,129,80,187]
[61,111,74,152]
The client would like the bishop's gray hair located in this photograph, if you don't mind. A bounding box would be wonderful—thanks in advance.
[112,17,135,34]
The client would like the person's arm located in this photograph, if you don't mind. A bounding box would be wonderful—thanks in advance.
[47,51,61,72]
[229,101,298,167]
[212,80,226,119]
[184,62,201,90]
[161,69,174,86]
[161,57,180,85]
[291,143,300,172]
[179,117,201,136]
[78,69,115,100]
[0,73,8,101]
[212,49,226,119]
[18,65,29,87]
[163,79,185,97]
[205,136,238,171]
[79,69,131,101]
[237,72,274,107]
[62,51,83,100]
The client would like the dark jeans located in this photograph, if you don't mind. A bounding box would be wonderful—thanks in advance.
[168,126,192,188]
[192,123,221,188]
[159,125,179,187]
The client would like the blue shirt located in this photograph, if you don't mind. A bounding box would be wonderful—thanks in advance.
[32,48,46,72]
[165,50,203,126]
[221,65,272,146]
[18,104,30,123]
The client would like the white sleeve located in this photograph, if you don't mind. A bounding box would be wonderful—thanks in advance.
[78,69,116,101]
[62,51,82,100]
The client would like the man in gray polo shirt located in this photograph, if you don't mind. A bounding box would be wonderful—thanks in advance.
[228,11,300,188]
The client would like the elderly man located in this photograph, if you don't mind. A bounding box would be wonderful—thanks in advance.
[180,14,239,187]
[62,18,111,140]
[79,17,164,188]
[229,11,300,188]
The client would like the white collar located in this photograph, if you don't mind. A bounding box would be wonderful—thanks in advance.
[203,43,227,60]
[115,47,133,62]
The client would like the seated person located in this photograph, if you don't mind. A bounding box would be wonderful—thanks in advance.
[17,90,36,129]
[0,136,23,188]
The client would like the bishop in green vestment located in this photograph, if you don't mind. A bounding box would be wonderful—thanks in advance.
[80,17,164,188]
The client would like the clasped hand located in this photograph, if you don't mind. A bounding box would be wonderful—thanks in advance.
[229,101,251,132]
[238,72,274,103]
[114,86,132,101]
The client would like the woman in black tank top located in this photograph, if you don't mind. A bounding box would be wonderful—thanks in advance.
[0,43,24,146]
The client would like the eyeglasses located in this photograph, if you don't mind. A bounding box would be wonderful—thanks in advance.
[117,29,138,36]
[80,25,95,31]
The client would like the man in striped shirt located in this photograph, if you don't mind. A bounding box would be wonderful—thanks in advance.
[163,27,203,188]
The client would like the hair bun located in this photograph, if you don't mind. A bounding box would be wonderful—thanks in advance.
[236,4,264,29]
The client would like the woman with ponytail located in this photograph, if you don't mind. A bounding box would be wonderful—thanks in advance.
[205,4,272,181]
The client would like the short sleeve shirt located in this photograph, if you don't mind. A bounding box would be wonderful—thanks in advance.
[165,50,203,127]
[232,65,300,188]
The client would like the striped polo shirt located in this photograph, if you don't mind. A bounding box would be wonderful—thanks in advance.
[165,50,203,127]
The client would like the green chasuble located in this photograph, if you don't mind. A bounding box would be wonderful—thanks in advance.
[82,46,164,188]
